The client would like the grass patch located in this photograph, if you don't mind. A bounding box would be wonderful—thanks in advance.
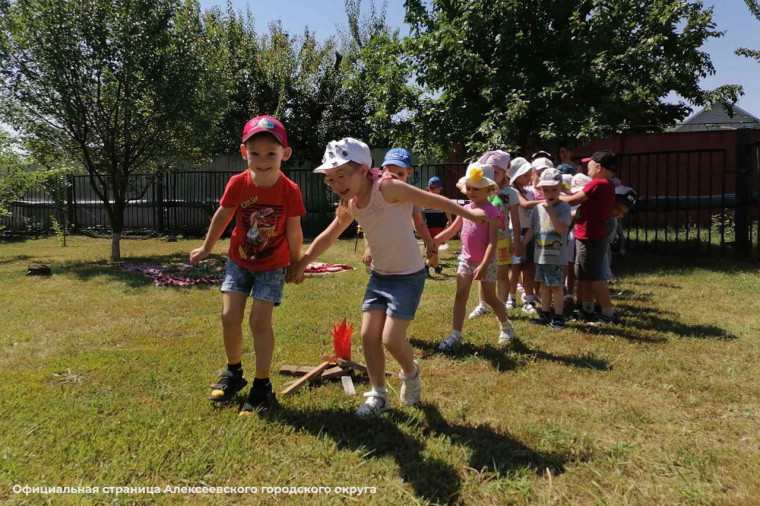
[1,236,759,504]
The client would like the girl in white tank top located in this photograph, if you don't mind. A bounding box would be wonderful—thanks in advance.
[291,138,487,418]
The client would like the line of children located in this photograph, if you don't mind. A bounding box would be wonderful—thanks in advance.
[468,150,522,318]
[192,113,635,418]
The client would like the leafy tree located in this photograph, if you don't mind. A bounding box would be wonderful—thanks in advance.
[399,0,743,155]
[0,132,32,227]
[0,0,226,260]
[736,1,760,62]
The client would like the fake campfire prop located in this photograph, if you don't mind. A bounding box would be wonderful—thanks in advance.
[279,319,391,397]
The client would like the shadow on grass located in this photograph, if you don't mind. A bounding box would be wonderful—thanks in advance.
[411,338,521,371]
[255,403,578,504]
[50,253,224,289]
[0,254,33,266]
[410,337,611,372]
[510,338,613,371]
[614,252,760,277]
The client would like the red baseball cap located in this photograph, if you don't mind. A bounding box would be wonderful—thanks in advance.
[241,115,288,148]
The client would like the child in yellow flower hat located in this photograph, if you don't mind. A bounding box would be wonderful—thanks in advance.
[434,163,516,349]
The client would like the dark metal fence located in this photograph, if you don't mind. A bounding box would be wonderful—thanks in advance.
[3,147,758,260]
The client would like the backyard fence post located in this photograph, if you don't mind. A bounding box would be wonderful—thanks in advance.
[68,175,76,229]
[156,175,164,232]
[735,128,751,259]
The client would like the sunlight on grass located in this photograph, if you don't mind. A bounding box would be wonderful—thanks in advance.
[1,236,758,504]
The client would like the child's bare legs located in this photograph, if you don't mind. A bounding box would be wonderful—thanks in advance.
[565,264,576,299]
[381,317,415,375]
[481,281,508,322]
[249,298,275,379]
[361,309,387,389]
[453,274,474,332]
[497,264,510,303]
[509,264,521,299]
[540,284,564,314]
[522,264,536,298]
[221,292,246,364]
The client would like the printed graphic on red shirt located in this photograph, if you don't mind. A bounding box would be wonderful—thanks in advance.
[237,203,285,262]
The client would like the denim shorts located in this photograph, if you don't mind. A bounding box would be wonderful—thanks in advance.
[535,264,565,287]
[361,269,427,320]
[220,260,286,306]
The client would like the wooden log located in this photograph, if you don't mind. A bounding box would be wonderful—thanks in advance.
[280,362,331,397]
[321,365,347,380]
[336,358,393,377]
[279,365,316,376]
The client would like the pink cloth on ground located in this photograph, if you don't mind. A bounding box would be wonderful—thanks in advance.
[460,202,501,263]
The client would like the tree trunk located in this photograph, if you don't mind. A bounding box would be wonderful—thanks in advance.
[111,232,121,261]
[110,201,125,262]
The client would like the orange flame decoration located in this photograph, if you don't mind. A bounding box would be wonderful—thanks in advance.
[332,318,353,361]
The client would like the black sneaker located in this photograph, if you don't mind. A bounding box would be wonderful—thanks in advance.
[434,266,443,274]
[240,381,276,413]
[208,370,248,402]
[550,316,566,329]
[425,266,433,278]
[595,313,620,325]
[530,311,551,325]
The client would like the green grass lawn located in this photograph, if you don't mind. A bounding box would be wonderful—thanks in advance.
[1,236,759,505]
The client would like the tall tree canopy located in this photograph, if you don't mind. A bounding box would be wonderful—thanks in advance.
[395,0,742,155]
[0,0,224,259]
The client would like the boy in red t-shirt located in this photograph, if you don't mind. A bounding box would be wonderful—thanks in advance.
[560,150,617,323]
[190,115,305,414]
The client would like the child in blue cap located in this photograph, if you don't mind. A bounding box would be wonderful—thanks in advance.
[363,149,437,272]
[423,176,452,275]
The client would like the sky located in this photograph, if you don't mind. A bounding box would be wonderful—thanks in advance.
[198,0,760,121]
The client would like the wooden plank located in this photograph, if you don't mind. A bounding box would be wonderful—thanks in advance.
[279,365,316,376]
[321,365,348,380]
[280,362,331,397]
[336,358,393,377]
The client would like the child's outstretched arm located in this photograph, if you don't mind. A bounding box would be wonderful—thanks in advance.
[434,216,462,245]
[517,193,545,209]
[509,206,523,256]
[380,178,487,223]
[560,191,588,206]
[190,206,235,263]
[285,216,304,281]
[289,212,354,283]
[413,210,437,259]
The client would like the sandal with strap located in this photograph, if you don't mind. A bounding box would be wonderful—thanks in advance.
[208,370,248,402]
[356,390,390,418]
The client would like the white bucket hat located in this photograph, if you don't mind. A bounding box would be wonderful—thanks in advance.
[477,150,511,172]
[508,157,528,179]
[531,157,555,171]
[509,161,533,185]
[313,138,372,173]
[570,173,592,193]
[456,163,498,192]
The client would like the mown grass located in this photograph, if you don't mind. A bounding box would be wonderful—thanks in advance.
[0,236,759,505]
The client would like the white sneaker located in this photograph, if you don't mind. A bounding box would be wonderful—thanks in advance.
[498,324,515,345]
[356,390,390,418]
[399,361,421,406]
[468,304,489,319]
[506,299,516,310]
[439,332,462,351]
[522,302,538,316]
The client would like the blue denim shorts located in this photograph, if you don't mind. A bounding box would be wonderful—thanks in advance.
[535,264,565,287]
[361,269,427,320]
[220,260,286,306]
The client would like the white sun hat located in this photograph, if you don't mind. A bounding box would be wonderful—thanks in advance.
[456,163,498,192]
